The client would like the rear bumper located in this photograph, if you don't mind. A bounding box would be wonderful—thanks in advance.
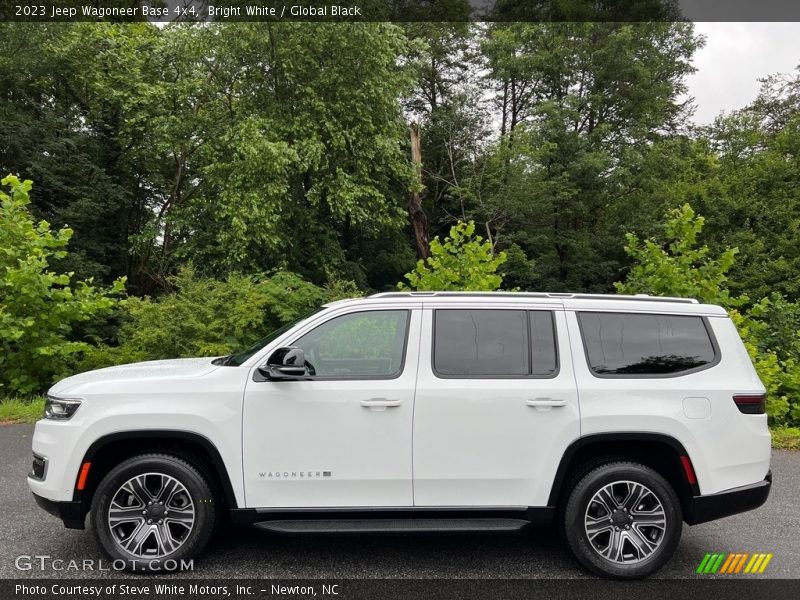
[685,471,771,525]
[32,492,85,530]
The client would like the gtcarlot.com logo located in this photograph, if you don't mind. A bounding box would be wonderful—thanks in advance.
[15,555,193,572]
[696,552,773,575]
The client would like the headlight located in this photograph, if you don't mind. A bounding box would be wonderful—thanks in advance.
[44,396,82,420]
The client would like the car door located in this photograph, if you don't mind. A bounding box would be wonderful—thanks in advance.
[242,306,420,508]
[412,305,580,507]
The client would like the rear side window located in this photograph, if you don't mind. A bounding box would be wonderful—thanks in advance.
[433,309,558,377]
[577,312,718,377]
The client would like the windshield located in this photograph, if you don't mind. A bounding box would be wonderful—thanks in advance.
[218,308,323,366]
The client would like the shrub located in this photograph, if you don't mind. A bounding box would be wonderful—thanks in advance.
[79,267,360,369]
[400,221,507,291]
[0,176,124,394]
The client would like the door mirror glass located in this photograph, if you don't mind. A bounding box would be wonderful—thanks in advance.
[261,347,306,379]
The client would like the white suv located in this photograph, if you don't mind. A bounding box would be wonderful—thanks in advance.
[28,292,772,578]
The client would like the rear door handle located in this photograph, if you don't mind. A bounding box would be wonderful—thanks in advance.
[526,398,567,409]
[360,398,402,411]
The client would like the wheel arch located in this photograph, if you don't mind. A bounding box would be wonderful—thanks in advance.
[74,430,238,516]
[548,433,700,519]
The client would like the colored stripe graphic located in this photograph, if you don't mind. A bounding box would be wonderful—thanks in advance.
[696,553,712,574]
[720,554,736,573]
[697,552,771,575]
[758,554,773,573]
[744,554,759,573]
[752,554,766,573]
[734,553,749,573]
[710,553,726,573]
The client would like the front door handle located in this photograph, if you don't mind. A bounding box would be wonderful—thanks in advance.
[526,398,567,409]
[360,398,402,411]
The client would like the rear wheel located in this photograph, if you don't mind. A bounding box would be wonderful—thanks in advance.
[92,453,216,571]
[563,461,682,579]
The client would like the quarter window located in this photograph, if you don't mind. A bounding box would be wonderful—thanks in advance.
[577,312,717,376]
[530,310,558,376]
[291,310,409,378]
[433,309,558,377]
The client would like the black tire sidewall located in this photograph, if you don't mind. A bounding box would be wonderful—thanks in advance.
[91,454,216,572]
[564,462,682,579]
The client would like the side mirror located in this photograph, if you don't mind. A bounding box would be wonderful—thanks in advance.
[259,347,306,380]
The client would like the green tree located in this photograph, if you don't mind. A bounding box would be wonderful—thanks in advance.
[400,221,507,291]
[614,204,741,307]
[477,22,702,291]
[1,23,417,293]
[615,203,800,426]
[0,176,124,394]
[0,23,148,285]
[402,21,487,246]
[694,67,800,301]
[164,23,415,289]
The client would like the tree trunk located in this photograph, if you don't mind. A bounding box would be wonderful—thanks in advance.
[409,122,430,259]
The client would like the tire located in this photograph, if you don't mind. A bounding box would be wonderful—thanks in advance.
[563,461,682,579]
[91,453,216,572]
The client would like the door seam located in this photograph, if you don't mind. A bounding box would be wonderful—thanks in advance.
[411,308,426,506]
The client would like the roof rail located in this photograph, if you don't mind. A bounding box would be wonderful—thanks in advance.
[368,291,699,304]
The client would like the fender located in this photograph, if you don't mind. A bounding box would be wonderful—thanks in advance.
[546,432,699,507]
[77,430,238,509]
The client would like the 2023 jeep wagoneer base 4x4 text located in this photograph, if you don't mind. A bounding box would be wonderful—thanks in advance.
[28,292,772,578]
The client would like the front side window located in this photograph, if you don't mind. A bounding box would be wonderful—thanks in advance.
[577,312,718,376]
[433,309,558,377]
[291,310,410,378]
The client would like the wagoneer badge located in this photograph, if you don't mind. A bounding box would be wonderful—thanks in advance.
[259,471,332,478]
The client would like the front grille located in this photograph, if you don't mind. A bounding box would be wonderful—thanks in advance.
[30,453,47,480]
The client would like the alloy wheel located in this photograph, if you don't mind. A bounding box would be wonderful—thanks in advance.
[107,472,195,558]
[584,479,667,564]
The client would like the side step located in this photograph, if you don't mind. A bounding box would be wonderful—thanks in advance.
[255,518,530,535]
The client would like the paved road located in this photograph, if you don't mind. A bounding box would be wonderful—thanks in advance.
[2,424,798,580]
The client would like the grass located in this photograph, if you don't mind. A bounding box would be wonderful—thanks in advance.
[1,396,800,451]
[0,396,45,423]
[770,426,800,450]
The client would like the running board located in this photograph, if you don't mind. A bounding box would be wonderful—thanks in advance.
[255,518,530,534]
[229,507,556,528]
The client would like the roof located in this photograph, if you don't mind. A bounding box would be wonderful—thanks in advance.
[323,292,728,316]
[369,291,698,304]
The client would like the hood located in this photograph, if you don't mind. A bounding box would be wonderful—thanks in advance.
[48,357,221,397]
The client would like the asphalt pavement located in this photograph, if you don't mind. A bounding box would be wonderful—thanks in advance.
[2,424,798,580]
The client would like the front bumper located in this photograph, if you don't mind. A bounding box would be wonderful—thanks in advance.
[32,493,85,530]
[685,471,772,525]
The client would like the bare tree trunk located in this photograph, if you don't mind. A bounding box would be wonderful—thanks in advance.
[500,79,509,137]
[409,122,430,259]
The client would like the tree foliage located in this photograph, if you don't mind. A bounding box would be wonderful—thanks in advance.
[0,176,124,395]
[80,268,360,370]
[400,221,507,291]
[615,204,741,307]
[4,20,800,416]
[0,22,416,293]
[616,203,800,427]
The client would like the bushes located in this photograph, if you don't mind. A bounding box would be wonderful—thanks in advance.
[79,268,361,370]
[0,176,124,395]
[400,221,507,291]
[0,174,362,388]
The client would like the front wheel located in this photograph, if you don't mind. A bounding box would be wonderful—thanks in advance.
[563,462,682,579]
[92,453,216,571]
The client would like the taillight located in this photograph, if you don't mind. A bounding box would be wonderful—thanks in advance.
[733,394,766,415]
